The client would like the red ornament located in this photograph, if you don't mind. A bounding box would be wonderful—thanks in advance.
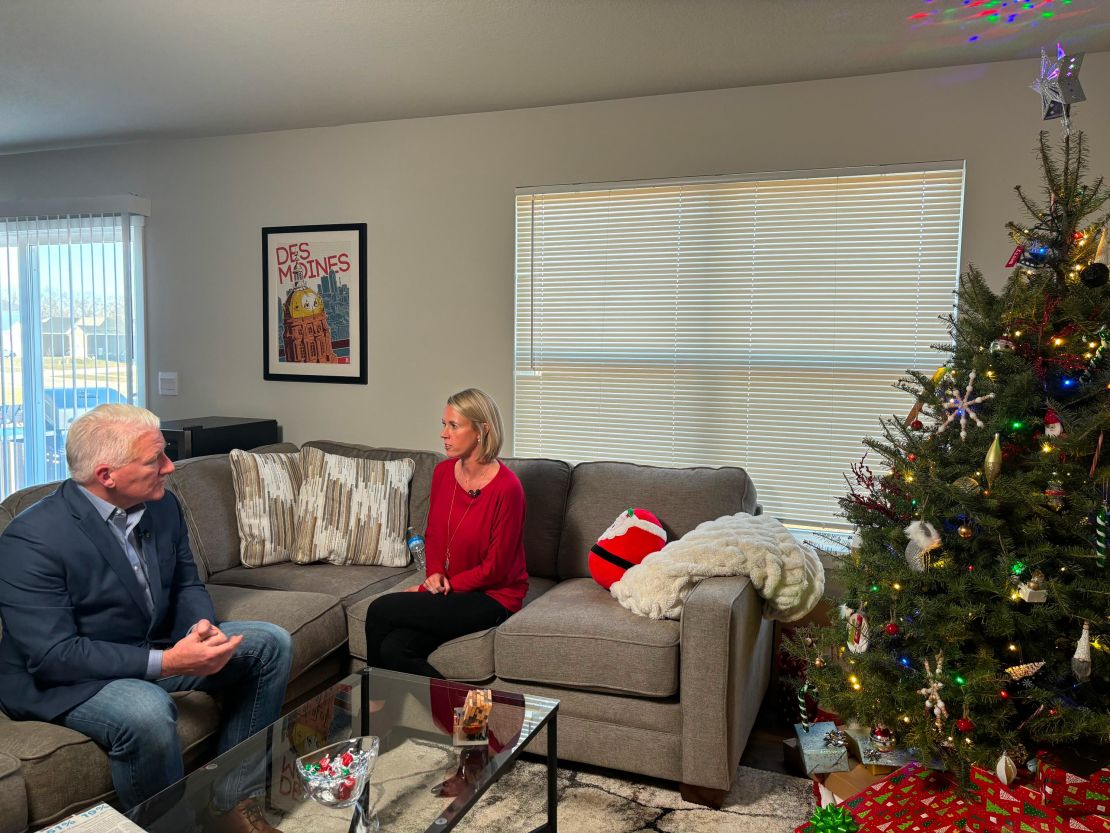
[884,622,900,636]
[956,717,975,733]
[999,689,1010,699]
[911,419,924,431]
[907,453,917,462]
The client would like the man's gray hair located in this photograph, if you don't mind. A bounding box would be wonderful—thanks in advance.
[66,404,161,483]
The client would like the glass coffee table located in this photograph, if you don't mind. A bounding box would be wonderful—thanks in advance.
[126,668,559,833]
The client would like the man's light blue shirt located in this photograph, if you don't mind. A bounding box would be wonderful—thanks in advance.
[75,484,163,680]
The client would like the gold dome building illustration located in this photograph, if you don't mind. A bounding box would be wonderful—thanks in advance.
[282,258,338,364]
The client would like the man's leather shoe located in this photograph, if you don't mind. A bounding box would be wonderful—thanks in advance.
[212,798,284,833]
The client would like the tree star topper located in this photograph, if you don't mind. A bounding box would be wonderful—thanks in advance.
[936,370,995,441]
[1032,44,1086,136]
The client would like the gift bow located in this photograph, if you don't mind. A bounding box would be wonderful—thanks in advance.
[808,805,859,833]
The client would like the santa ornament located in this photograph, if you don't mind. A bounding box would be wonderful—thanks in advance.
[588,508,667,590]
[1044,409,1063,438]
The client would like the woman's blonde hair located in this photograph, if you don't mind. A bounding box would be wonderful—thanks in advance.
[66,404,161,483]
[447,388,504,464]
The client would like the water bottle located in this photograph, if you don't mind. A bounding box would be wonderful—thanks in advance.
[405,526,426,572]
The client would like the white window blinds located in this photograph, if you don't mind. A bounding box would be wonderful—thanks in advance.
[0,211,146,496]
[513,164,964,529]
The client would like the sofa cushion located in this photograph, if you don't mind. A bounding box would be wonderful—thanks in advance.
[207,584,346,682]
[229,449,303,567]
[0,482,59,535]
[0,692,218,828]
[294,446,414,567]
[500,457,570,580]
[209,562,415,608]
[344,575,556,671]
[166,455,243,578]
[302,442,443,536]
[428,577,557,682]
[495,578,680,697]
[557,460,758,578]
[0,748,27,833]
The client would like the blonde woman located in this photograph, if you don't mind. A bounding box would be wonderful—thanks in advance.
[364,388,528,676]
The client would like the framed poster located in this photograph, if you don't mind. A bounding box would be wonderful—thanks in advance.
[262,223,367,384]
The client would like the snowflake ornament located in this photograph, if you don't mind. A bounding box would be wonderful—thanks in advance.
[935,370,995,441]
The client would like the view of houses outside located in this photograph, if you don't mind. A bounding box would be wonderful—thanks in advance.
[0,217,141,496]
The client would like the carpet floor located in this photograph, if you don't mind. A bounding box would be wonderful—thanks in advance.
[279,742,814,833]
[453,758,814,833]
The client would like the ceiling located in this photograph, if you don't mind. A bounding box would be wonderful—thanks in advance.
[3,0,1110,155]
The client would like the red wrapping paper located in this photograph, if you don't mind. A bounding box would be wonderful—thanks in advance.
[794,762,971,833]
[965,763,1110,833]
[1037,753,1110,818]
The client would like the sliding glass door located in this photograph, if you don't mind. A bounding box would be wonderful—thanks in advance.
[0,213,145,496]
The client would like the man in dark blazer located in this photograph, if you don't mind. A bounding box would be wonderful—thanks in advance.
[0,404,292,830]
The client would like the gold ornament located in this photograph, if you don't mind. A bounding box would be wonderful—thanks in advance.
[984,433,1002,488]
[814,657,827,669]
[1005,661,1045,681]
[957,525,974,539]
[953,476,980,495]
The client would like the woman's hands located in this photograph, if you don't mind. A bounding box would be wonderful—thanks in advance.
[423,572,452,594]
[401,574,452,593]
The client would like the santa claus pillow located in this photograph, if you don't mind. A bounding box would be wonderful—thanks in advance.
[589,508,667,590]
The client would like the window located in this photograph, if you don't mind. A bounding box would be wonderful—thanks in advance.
[513,165,964,529]
[0,202,147,496]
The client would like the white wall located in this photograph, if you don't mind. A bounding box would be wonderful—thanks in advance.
[1,54,1108,449]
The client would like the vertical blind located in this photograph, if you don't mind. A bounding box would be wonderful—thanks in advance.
[513,164,965,529]
[0,212,146,497]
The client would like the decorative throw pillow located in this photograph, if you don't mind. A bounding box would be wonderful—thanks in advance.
[229,449,304,568]
[294,446,415,566]
[589,507,667,590]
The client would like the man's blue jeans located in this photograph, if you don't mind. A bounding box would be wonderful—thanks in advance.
[61,621,293,811]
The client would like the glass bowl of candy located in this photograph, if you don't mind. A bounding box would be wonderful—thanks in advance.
[296,736,380,808]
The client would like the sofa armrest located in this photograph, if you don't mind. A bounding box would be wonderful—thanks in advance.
[679,575,774,792]
[0,722,29,833]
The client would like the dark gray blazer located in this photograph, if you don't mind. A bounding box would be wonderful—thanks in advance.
[0,480,215,721]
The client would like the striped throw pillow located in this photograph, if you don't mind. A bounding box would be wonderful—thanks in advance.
[229,449,304,568]
[294,446,415,566]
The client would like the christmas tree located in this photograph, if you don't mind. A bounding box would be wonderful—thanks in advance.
[789,129,1110,781]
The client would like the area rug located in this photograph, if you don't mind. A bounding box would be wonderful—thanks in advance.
[279,741,813,833]
[454,758,814,833]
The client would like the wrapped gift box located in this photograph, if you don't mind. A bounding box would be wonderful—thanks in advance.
[842,724,919,773]
[795,762,971,833]
[815,761,894,806]
[1037,752,1110,817]
[965,763,1110,833]
[788,722,851,775]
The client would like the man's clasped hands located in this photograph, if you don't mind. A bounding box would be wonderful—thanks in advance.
[161,619,244,677]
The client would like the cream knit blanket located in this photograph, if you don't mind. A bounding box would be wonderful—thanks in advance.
[610,512,824,621]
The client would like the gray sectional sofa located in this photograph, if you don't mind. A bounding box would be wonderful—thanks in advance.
[0,440,773,831]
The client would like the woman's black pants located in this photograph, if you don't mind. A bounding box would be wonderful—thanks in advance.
[363,590,511,678]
